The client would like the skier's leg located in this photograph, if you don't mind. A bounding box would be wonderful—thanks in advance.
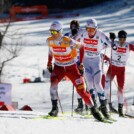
[92,60,110,118]
[74,85,84,112]
[66,64,103,121]
[104,66,115,102]
[84,71,97,107]
[117,67,125,117]
[49,65,65,116]
[104,66,117,113]
[101,74,105,89]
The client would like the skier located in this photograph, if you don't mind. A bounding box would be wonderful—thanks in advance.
[79,18,111,119]
[46,20,103,121]
[104,30,134,117]
[65,20,83,41]
[65,20,85,113]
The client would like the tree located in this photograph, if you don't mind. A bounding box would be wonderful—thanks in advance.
[0,1,22,82]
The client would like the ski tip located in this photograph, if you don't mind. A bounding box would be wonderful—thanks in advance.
[101,119,113,124]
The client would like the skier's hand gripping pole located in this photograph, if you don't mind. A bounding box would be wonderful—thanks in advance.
[78,63,84,75]
[47,64,53,73]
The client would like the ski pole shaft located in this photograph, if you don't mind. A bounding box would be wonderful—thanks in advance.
[71,85,74,116]
[58,99,64,114]
[56,90,64,114]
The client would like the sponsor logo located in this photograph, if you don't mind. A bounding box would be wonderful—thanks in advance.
[75,78,83,85]
[54,54,72,62]
[53,47,66,52]
[117,47,126,53]
[85,47,97,52]
[84,38,98,45]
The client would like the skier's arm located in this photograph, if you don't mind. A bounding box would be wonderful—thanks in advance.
[79,45,84,64]
[102,32,112,49]
[103,54,110,62]
[70,38,82,49]
[70,38,84,74]
[46,39,53,73]
[78,45,84,74]
[47,49,53,66]
[70,38,84,61]
[129,44,134,51]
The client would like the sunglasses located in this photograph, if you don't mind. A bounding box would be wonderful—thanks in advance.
[86,27,96,32]
[50,30,59,35]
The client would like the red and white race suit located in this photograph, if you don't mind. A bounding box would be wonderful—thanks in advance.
[46,35,94,107]
[104,41,134,104]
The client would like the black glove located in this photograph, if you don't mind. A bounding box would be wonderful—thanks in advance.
[47,65,53,73]
[109,32,116,40]
[78,63,84,75]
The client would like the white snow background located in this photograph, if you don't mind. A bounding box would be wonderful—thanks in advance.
[0,0,134,134]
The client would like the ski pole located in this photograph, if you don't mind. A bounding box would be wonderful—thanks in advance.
[56,90,64,114]
[109,33,116,104]
[132,96,134,105]
[71,85,74,116]
[58,98,64,114]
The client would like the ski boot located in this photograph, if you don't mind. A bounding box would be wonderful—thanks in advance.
[90,106,103,121]
[109,102,118,113]
[75,98,83,113]
[118,103,124,117]
[48,100,58,117]
[100,100,110,119]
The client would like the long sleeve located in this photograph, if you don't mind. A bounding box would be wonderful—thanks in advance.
[129,44,134,51]
[79,45,84,63]
[46,39,53,66]
[47,49,53,66]
[102,32,111,49]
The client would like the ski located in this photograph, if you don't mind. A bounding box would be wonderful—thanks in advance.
[106,117,117,122]
[0,115,36,119]
[110,112,134,119]
[101,119,113,124]
[0,112,116,123]
[65,112,114,123]
[74,111,92,119]
[34,115,65,120]
[124,114,134,119]
[0,111,45,116]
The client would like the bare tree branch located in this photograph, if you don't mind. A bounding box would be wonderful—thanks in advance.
[0,0,23,81]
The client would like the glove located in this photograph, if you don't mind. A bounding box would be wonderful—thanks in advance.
[47,64,53,73]
[109,32,116,40]
[78,63,84,75]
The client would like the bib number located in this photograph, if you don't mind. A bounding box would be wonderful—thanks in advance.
[117,55,121,61]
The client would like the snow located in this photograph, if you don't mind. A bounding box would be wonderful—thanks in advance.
[0,0,134,134]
